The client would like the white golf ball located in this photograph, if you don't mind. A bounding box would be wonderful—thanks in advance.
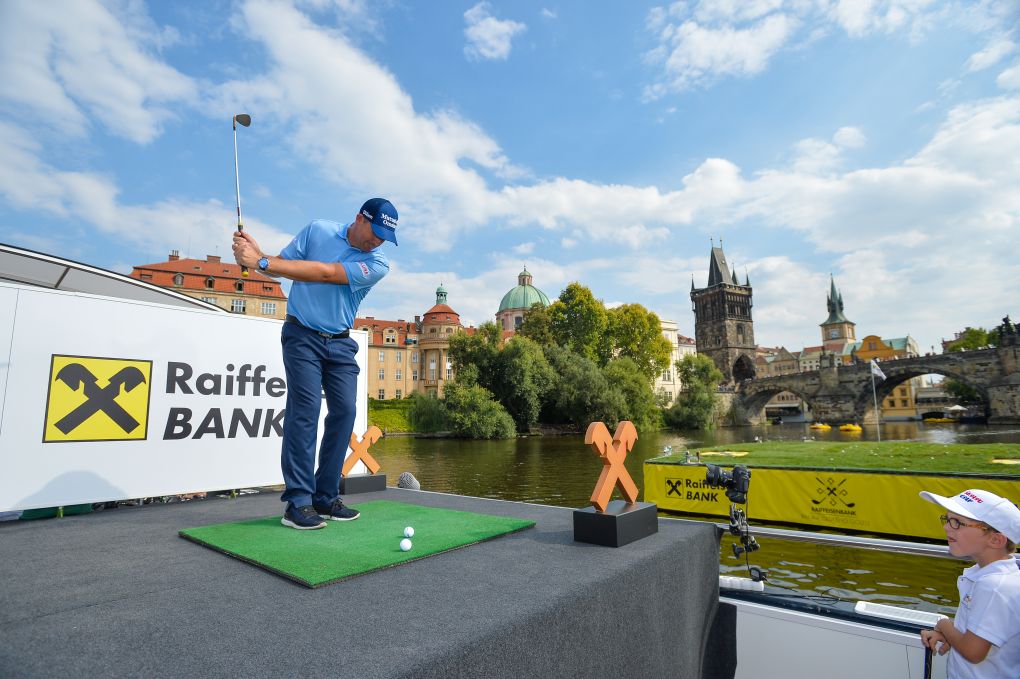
[404,526,415,538]
[399,538,412,552]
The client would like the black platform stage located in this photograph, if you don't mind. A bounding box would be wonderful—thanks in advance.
[0,488,726,678]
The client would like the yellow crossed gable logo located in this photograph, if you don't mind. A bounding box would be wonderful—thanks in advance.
[43,355,152,442]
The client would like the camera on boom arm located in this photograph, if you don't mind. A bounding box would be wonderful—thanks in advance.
[704,462,765,577]
[705,463,751,505]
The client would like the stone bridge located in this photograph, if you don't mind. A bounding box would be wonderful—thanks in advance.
[736,342,1020,424]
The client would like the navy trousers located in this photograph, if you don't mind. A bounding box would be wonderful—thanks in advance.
[279,321,359,508]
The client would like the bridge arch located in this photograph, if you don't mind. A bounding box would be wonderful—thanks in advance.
[739,382,817,423]
[850,364,990,422]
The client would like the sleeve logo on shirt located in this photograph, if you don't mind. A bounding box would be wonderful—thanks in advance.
[358,262,370,277]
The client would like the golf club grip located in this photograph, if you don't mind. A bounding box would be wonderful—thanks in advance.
[237,224,249,277]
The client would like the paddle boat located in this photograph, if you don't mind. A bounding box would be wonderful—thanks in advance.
[838,423,863,432]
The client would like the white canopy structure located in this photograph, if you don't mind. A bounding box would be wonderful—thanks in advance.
[0,243,223,312]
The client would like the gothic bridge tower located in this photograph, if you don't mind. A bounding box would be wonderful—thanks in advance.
[691,244,756,383]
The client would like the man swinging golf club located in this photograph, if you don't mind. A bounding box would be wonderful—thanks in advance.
[232,198,398,529]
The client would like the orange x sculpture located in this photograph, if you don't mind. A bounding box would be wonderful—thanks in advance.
[342,425,383,476]
[585,420,639,513]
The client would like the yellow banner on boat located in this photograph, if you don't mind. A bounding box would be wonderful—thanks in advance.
[643,462,1020,541]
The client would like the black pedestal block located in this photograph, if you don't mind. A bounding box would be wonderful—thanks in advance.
[573,501,658,547]
[340,473,387,495]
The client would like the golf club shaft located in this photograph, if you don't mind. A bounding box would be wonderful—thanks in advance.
[233,121,249,277]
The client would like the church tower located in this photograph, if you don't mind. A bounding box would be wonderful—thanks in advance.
[691,244,756,383]
[820,275,856,351]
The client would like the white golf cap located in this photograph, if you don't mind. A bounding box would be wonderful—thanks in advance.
[919,489,1020,543]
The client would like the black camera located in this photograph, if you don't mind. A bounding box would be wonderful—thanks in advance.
[705,463,751,504]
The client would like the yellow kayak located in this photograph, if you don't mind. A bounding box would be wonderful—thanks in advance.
[809,423,831,430]
[839,423,862,432]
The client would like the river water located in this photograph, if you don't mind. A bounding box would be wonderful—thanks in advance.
[368,422,1020,615]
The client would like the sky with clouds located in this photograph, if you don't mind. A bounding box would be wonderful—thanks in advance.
[0,0,1018,355]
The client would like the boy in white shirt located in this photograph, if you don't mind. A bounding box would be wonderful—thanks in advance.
[918,489,1020,679]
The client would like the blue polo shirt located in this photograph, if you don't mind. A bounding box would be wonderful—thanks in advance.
[280,219,389,334]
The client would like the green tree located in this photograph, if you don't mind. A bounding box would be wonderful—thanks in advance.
[665,354,723,430]
[942,379,983,404]
[601,303,673,378]
[518,302,555,347]
[448,321,502,381]
[549,283,607,362]
[543,345,626,428]
[407,392,448,433]
[491,336,556,432]
[442,381,516,439]
[603,357,662,431]
[946,327,995,352]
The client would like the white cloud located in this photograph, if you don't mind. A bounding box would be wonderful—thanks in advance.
[644,13,796,96]
[512,242,535,254]
[463,3,527,61]
[999,62,1020,89]
[643,0,955,97]
[833,126,867,148]
[966,38,1016,72]
[0,118,293,265]
[0,0,196,143]
[541,8,557,20]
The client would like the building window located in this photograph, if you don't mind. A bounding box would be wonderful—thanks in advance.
[378,368,385,380]
[900,399,908,407]
[395,389,402,399]
[260,302,276,315]
[378,389,385,399]
[446,367,452,380]
[235,280,244,292]
[173,273,183,286]
[394,369,402,381]
[263,285,273,293]
[429,369,436,380]
[396,352,403,364]
[231,299,246,314]
[514,316,523,329]
[205,277,215,289]
[412,369,418,381]
[661,371,671,382]
[898,388,907,396]
[200,296,217,304]
[379,351,385,362]
[140,273,152,280]
[384,332,396,344]
[412,352,418,364]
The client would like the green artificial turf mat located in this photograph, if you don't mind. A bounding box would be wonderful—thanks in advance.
[179,500,535,588]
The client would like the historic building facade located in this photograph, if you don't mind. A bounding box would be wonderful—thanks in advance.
[356,285,472,400]
[691,244,756,384]
[129,250,286,318]
[496,267,550,335]
[654,320,697,405]
[820,275,856,353]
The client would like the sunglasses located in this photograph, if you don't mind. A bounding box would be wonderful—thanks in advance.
[939,514,992,531]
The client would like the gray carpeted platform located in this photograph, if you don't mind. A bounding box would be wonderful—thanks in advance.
[0,488,724,678]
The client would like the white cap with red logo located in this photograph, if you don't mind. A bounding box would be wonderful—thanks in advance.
[919,488,1020,543]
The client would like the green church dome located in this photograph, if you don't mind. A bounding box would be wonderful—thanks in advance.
[497,267,550,313]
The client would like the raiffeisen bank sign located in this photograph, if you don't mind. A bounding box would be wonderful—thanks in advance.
[0,281,369,512]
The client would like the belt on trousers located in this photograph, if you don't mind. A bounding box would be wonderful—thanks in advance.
[286,315,350,339]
